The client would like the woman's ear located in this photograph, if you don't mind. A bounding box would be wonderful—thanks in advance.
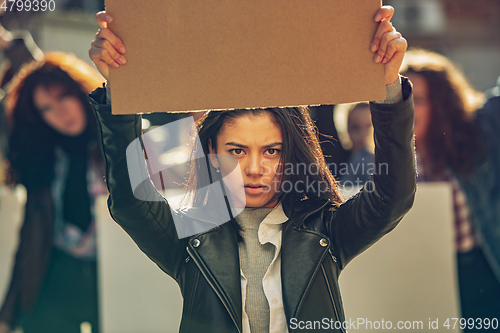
[208,139,219,169]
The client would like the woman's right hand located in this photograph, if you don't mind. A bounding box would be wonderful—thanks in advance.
[89,11,127,81]
[0,322,11,333]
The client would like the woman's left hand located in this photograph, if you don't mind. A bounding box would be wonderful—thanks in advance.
[371,6,407,85]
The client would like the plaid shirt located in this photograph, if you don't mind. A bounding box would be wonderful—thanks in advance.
[417,159,478,253]
[447,176,479,253]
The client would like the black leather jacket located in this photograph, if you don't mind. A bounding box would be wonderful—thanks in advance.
[89,78,415,333]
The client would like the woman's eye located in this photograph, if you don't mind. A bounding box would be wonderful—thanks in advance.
[266,149,280,156]
[230,149,244,156]
[39,106,52,114]
[60,92,72,100]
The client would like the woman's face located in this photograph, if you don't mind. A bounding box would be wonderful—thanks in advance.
[34,85,87,136]
[209,112,282,208]
[406,73,432,146]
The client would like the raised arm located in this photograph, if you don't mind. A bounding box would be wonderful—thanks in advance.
[89,12,186,279]
[329,6,416,269]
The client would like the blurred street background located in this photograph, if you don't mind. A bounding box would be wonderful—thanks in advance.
[0,0,104,70]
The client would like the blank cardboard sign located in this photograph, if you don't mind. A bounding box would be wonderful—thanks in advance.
[106,0,385,114]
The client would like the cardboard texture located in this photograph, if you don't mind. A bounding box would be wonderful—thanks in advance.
[106,0,385,114]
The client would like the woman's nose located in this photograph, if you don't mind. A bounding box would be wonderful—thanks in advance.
[54,103,69,118]
[245,155,263,176]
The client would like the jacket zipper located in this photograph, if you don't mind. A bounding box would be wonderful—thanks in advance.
[186,246,242,333]
[291,199,335,321]
[321,264,347,333]
[328,248,338,263]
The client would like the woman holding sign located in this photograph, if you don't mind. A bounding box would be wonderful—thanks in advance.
[89,5,414,333]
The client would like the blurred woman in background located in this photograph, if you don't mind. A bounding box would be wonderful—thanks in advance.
[401,48,500,326]
[0,52,105,333]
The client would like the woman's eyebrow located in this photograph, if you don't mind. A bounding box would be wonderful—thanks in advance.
[225,142,248,148]
[37,104,50,112]
[224,142,282,149]
[262,142,282,148]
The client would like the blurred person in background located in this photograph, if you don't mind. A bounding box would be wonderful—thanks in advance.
[339,102,375,186]
[0,52,105,333]
[401,49,500,327]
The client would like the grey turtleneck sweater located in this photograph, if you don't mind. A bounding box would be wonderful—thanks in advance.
[235,208,274,333]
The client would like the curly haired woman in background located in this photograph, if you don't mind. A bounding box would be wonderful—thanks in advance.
[401,49,500,327]
[0,52,105,333]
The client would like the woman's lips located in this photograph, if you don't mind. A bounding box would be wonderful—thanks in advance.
[244,185,266,195]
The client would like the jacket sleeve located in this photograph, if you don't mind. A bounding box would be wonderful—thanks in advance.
[0,187,53,329]
[476,95,500,149]
[0,240,21,329]
[89,86,187,279]
[330,77,416,270]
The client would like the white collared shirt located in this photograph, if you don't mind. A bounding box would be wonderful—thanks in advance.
[239,203,289,333]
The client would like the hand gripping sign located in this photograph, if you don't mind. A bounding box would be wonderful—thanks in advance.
[125,116,245,239]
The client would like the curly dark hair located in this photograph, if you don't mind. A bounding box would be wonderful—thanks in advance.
[401,48,485,179]
[5,52,104,188]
